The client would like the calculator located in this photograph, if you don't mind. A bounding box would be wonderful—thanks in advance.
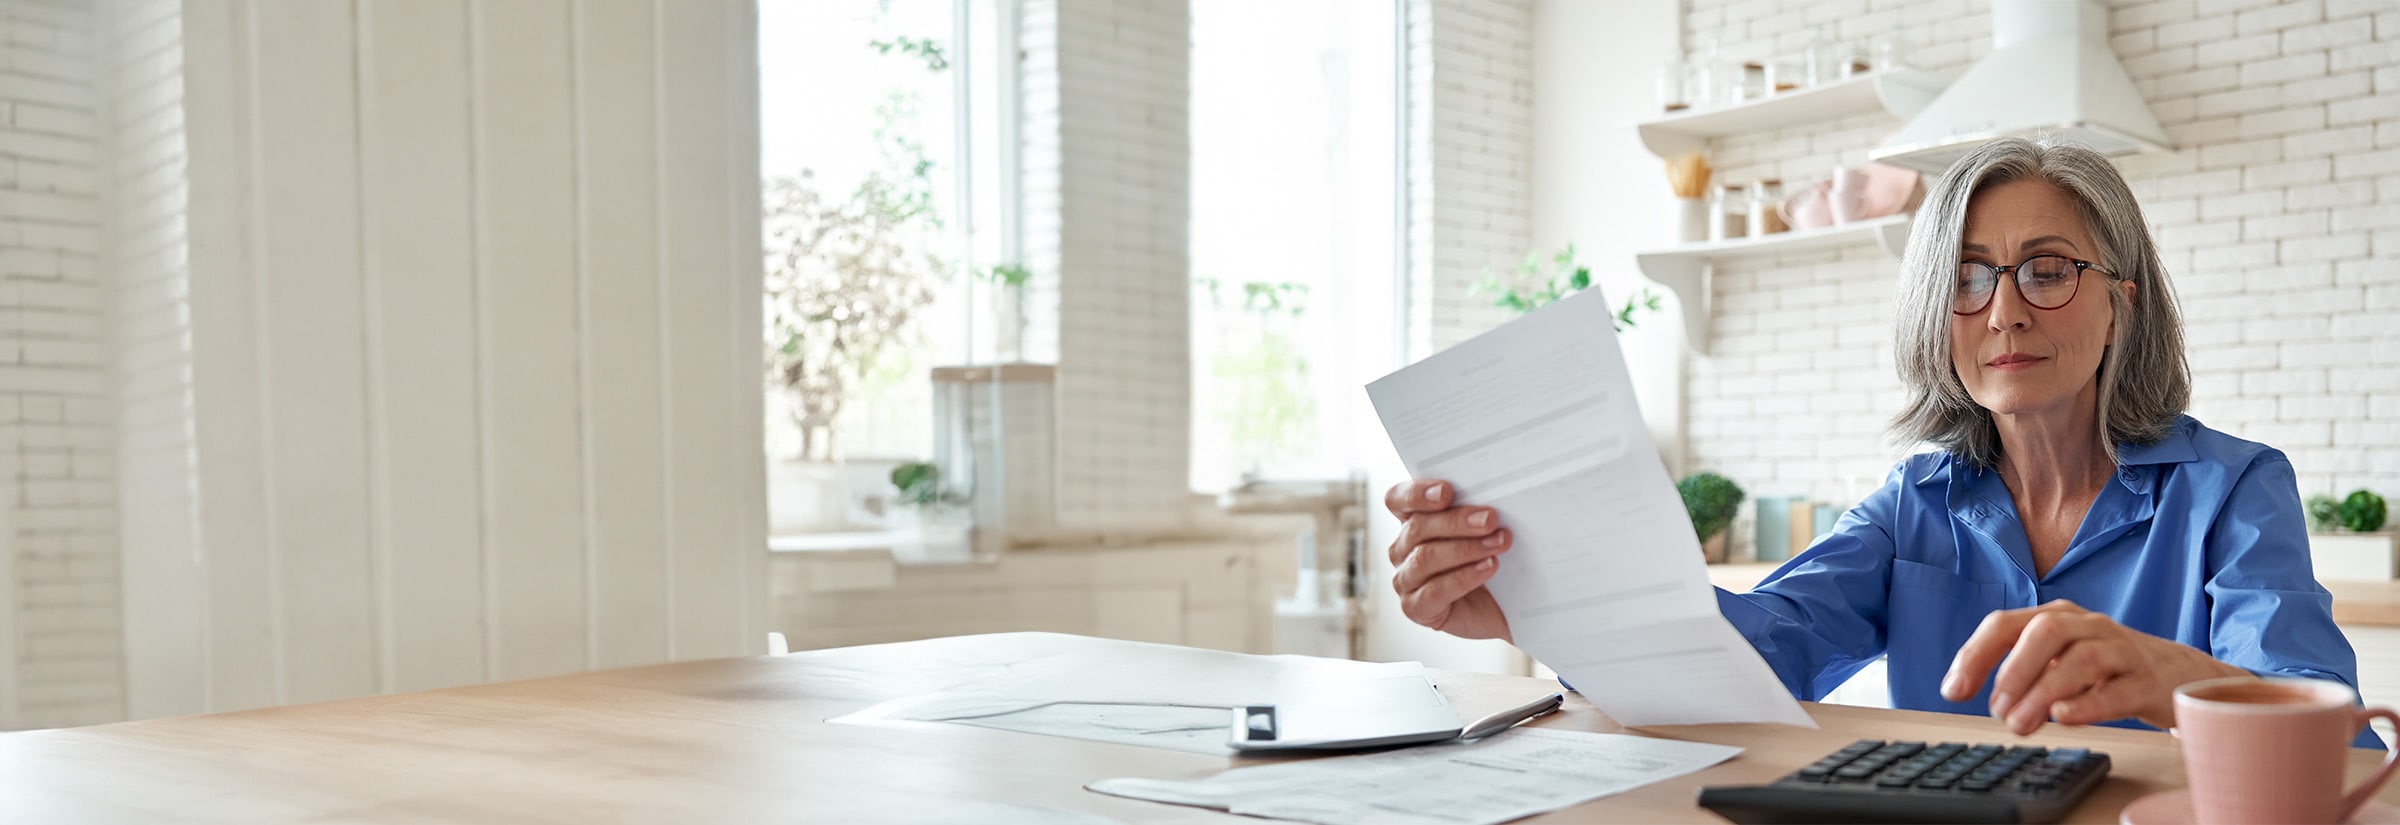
[1696,739,2111,824]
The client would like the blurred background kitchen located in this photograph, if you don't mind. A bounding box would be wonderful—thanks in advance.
[0,0,2393,730]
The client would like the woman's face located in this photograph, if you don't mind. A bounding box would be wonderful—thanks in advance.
[1949,179,2135,420]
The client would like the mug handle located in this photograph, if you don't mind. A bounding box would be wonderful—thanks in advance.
[2341,707,2400,821]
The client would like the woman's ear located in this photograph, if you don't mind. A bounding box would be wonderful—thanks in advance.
[2110,277,2137,340]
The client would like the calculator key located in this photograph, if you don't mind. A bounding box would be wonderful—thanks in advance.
[1959,778,1998,792]
[1915,774,1957,789]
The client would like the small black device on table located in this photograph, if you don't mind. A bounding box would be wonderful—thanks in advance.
[1696,738,2111,824]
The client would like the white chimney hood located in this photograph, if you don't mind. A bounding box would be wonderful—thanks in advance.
[1871,0,2174,174]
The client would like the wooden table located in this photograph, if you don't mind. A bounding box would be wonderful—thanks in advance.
[2327,579,2400,627]
[4,632,2395,823]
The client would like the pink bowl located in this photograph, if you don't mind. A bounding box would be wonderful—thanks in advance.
[1780,182,1832,230]
[1853,162,1924,219]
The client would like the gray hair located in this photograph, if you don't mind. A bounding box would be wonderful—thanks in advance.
[1889,138,2189,469]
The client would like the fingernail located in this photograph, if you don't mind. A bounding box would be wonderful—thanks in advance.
[1940,674,1958,699]
[1990,692,2012,719]
[1483,532,1506,548]
[1429,483,1447,502]
[1476,558,1495,571]
[1470,510,1491,528]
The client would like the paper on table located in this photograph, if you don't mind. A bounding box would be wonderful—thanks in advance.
[951,703,1235,755]
[1088,727,1742,825]
[830,641,1447,754]
[1365,287,1814,728]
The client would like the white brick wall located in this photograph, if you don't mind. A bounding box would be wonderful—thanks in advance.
[1681,0,2400,544]
[1019,0,1192,528]
[1,0,123,728]
[1407,0,1535,357]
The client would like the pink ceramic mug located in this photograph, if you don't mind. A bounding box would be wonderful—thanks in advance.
[2174,676,2400,824]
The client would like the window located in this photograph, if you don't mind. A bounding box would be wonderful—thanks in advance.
[759,0,1013,468]
[1189,0,1398,491]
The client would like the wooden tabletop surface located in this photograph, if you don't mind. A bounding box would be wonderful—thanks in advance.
[3,631,2394,823]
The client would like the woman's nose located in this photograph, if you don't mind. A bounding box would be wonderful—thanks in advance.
[1986,277,2034,330]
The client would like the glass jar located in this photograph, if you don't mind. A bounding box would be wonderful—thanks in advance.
[1839,43,1871,78]
[1872,37,1901,72]
[1657,60,1690,112]
[1711,183,1747,243]
[1804,32,1831,87]
[1735,61,1767,103]
[1689,38,1722,108]
[1766,58,1802,95]
[1749,179,1788,237]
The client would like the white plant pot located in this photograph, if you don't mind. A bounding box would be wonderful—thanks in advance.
[767,460,849,534]
[889,508,975,564]
[2311,531,2400,582]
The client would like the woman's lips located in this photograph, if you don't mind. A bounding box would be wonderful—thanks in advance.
[1987,353,2045,371]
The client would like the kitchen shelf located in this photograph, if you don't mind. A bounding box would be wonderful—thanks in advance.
[1635,213,1913,353]
[1636,68,1946,159]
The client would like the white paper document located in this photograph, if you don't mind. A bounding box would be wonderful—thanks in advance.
[1365,287,1814,728]
[1088,727,1742,825]
[830,641,1454,755]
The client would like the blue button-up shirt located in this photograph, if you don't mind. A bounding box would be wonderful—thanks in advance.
[1716,416,2381,748]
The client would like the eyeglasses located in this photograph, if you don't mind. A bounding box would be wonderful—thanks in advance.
[1953,254,2107,315]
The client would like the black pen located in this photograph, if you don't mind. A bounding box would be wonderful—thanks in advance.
[1458,691,1565,740]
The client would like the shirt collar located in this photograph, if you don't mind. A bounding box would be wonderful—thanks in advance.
[1913,415,2201,491]
[2112,415,2200,466]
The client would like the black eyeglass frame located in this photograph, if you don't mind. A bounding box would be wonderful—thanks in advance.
[1952,254,2111,316]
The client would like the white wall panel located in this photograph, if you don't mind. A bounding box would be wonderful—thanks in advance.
[572,0,670,671]
[110,0,766,721]
[113,0,203,722]
[359,0,486,694]
[658,0,750,662]
[472,0,589,683]
[183,0,281,714]
[251,0,377,708]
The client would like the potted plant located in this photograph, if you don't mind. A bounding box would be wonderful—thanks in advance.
[1678,472,1745,564]
[760,169,945,532]
[2306,489,2393,582]
[885,461,972,563]
[980,263,1031,360]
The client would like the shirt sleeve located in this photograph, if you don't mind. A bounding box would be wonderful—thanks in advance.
[1715,465,1907,701]
[2202,452,2384,749]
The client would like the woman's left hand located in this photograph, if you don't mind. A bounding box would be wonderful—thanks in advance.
[1940,599,2249,736]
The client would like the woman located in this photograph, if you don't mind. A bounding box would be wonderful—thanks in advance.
[1387,138,2379,747]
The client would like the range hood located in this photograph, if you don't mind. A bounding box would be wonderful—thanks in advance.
[1871,0,2174,174]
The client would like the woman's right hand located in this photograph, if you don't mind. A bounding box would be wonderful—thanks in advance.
[1385,479,1513,643]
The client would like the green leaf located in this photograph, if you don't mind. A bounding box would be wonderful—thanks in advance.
[891,462,941,507]
[1676,472,1746,541]
[1569,267,1590,291]
[2339,489,2388,532]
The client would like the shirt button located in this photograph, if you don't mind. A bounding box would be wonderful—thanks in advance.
[2120,470,2137,482]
